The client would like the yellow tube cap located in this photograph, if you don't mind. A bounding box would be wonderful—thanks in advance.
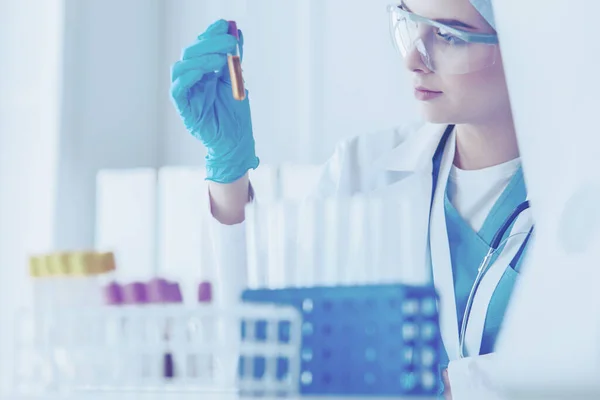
[48,253,70,276]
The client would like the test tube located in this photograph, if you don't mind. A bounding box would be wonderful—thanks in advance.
[245,203,265,289]
[347,195,369,285]
[227,21,246,101]
[266,202,287,289]
[190,282,214,382]
[321,199,348,285]
[121,283,158,385]
[368,196,386,284]
[294,198,318,287]
[164,282,184,380]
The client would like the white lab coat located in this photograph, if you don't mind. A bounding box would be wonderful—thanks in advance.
[209,122,533,399]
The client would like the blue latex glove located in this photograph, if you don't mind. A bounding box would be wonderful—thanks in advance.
[170,19,259,183]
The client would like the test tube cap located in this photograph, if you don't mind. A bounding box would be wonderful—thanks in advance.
[104,281,123,305]
[70,251,94,275]
[168,282,183,303]
[49,253,70,276]
[146,278,168,303]
[28,256,43,277]
[98,252,116,273]
[227,21,239,39]
[198,281,212,303]
[122,282,148,304]
[147,278,170,303]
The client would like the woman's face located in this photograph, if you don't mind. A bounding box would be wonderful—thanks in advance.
[402,0,511,125]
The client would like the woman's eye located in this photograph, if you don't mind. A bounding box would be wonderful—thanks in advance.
[436,28,463,44]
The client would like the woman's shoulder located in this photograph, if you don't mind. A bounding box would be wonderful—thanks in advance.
[335,121,425,158]
[314,121,426,196]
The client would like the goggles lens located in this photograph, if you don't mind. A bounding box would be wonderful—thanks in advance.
[388,5,499,75]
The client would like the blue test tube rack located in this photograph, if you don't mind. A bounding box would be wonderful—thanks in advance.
[241,284,442,397]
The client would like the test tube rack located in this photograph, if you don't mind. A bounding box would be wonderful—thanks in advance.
[13,303,302,396]
[242,283,442,397]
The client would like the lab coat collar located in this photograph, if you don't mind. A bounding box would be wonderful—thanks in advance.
[378,123,450,172]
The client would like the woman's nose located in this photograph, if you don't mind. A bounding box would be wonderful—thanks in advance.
[404,39,433,74]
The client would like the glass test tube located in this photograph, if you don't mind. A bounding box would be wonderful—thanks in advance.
[227,21,246,101]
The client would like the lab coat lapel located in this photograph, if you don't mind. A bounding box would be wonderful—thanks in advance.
[378,123,450,172]
[375,123,460,358]
[370,123,450,219]
[429,129,461,361]
[464,208,534,356]
[370,123,450,200]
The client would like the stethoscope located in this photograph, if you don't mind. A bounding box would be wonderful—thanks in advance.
[458,200,535,358]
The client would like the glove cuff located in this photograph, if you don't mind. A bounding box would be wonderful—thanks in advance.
[204,134,260,183]
[205,155,260,184]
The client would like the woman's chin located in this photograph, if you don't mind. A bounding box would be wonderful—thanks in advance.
[418,103,462,125]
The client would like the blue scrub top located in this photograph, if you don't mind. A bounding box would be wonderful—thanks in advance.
[431,127,531,390]
[445,166,527,354]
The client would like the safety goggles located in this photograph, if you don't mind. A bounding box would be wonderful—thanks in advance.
[387,4,499,75]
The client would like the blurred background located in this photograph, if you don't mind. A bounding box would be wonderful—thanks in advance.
[0,0,420,393]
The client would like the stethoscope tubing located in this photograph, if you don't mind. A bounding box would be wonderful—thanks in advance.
[458,200,533,358]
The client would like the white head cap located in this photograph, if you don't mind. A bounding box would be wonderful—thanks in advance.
[470,0,496,30]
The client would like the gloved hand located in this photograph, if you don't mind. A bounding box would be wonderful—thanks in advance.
[170,19,259,183]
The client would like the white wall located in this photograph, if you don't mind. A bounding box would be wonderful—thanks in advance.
[160,0,417,166]
[492,0,600,394]
[0,2,420,268]
[0,5,419,388]
[319,0,418,161]
[53,0,163,250]
[0,0,65,393]
[47,0,418,250]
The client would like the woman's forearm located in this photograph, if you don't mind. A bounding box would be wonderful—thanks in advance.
[208,173,251,225]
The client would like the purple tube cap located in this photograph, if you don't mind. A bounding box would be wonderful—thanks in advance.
[147,278,170,303]
[167,282,183,303]
[198,281,212,303]
[122,282,148,304]
[227,21,239,39]
[104,282,123,305]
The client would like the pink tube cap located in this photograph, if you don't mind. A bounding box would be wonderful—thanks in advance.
[168,282,183,303]
[147,278,170,303]
[122,282,148,304]
[198,281,212,303]
[104,282,123,305]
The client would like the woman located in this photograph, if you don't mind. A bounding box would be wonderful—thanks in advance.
[170,0,532,398]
